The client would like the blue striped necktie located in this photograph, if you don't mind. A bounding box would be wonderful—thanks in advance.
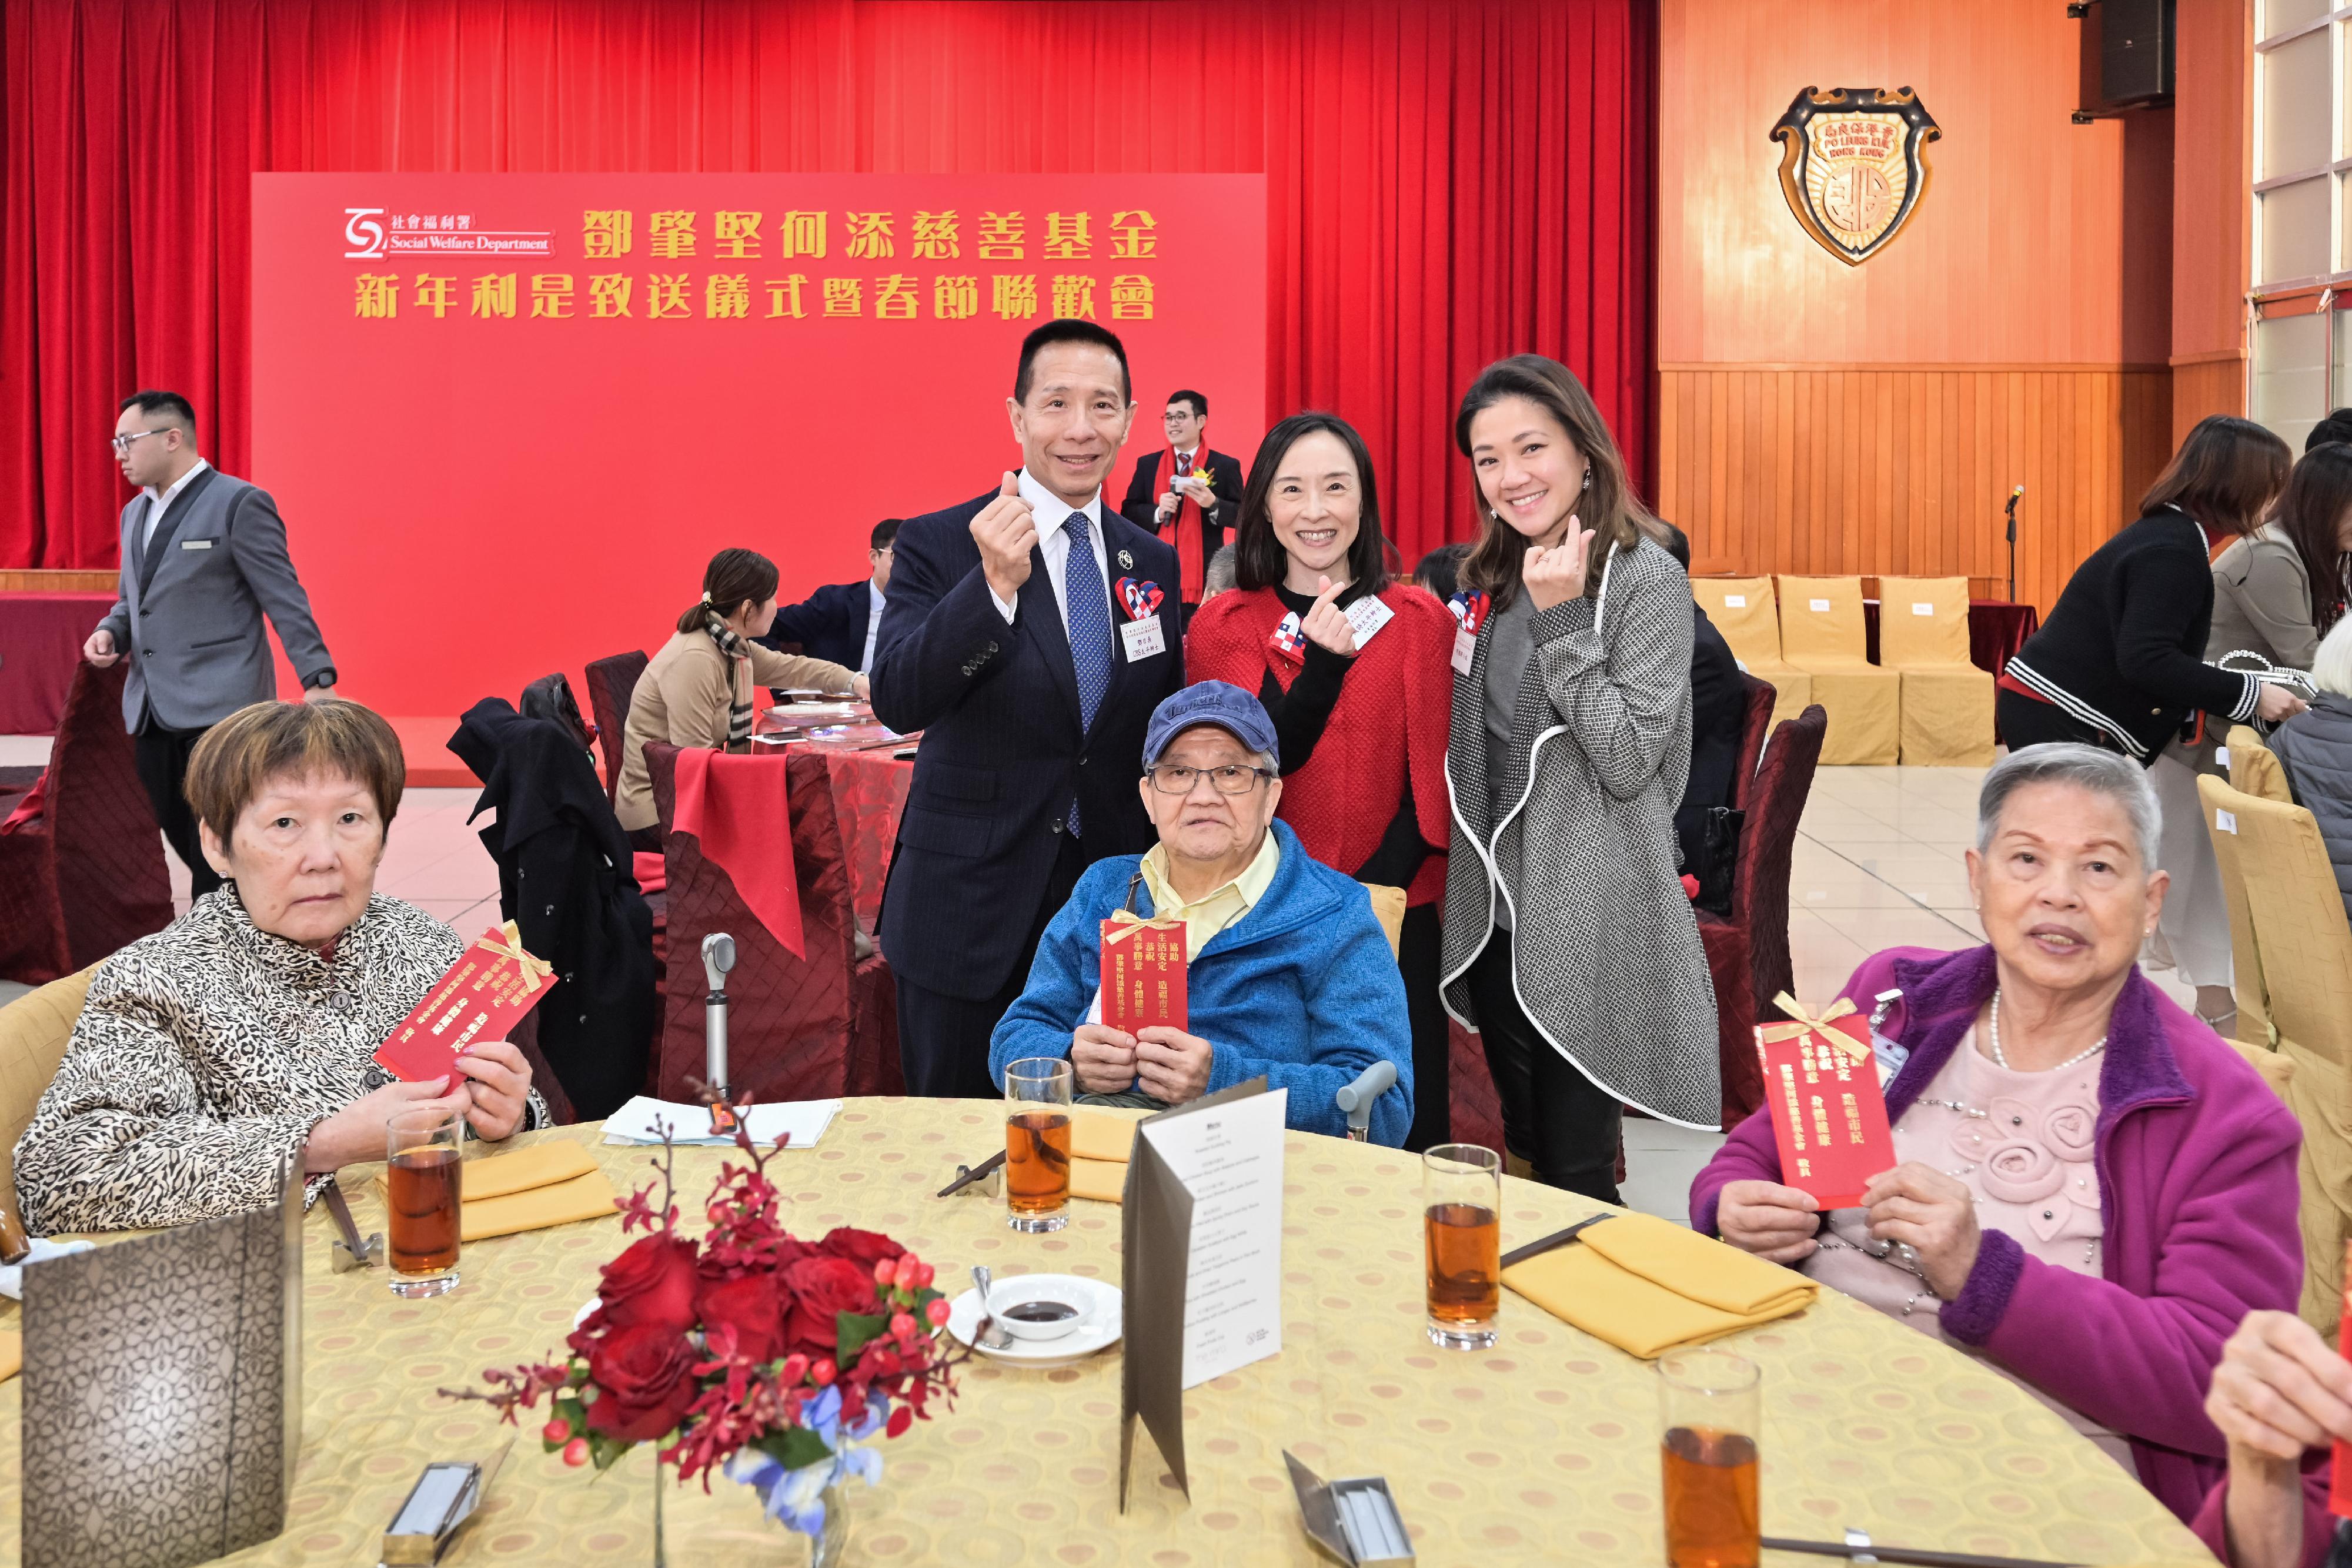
[1061,510,1113,835]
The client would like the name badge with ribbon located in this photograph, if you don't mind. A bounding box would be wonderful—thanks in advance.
[1754,993,1895,1209]
[375,920,555,1084]
[1448,590,1489,676]
[1116,577,1167,661]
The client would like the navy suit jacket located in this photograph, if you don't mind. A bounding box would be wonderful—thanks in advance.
[758,580,872,670]
[871,490,1184,999]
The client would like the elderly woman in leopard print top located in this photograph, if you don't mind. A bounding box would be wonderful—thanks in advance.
[14,699,546,1233]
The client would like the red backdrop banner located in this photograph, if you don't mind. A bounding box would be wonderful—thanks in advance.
[3,0,1652,589]
[252,173,1265,716]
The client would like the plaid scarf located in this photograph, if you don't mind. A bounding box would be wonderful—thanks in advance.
[703,611,754,745]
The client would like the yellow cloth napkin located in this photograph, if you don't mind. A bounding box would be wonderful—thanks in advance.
[373,1141,619,1242]
[0,1330,18,1385]
[1501,1211,1816,1360]
[1070,1158,1127,1203]
[1070,1106,1148,1164]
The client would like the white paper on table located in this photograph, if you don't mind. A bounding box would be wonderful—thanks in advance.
[1137,1086,1288,1389]
[600,1094,841,1149]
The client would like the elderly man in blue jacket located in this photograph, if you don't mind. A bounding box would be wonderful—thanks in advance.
[989,682,1414,1145]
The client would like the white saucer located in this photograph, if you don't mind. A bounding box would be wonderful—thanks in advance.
[945,1274,1123,1368]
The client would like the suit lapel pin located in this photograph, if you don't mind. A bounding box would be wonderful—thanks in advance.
[1117,549,1134,571]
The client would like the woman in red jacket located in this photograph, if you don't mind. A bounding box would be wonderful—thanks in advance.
[1184,412,1456,1150]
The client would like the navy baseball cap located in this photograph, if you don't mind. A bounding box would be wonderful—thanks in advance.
[1142,682,1279,770]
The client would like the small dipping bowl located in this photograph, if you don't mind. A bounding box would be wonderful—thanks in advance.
[993,1292,1087,1343]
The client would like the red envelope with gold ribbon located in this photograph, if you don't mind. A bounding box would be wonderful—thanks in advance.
[375,921,555,1083]
[1100,915,1187,1035]
[1755,992,1895,1209]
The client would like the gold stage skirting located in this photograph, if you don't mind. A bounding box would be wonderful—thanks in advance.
[0,1101,2213,1566]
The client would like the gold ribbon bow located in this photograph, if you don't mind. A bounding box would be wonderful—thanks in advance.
[1104,910,1182,945]
[482,920,556,995]
[1757,992,1869,1063]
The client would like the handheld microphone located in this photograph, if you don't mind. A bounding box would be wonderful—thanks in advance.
[701,934,737,1121]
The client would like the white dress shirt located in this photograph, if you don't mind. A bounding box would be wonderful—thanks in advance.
[141,458,212,551]
[860,580,886,673]
[989,467,1114,630]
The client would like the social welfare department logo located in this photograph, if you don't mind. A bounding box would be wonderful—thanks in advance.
[1768,86,1940,266]
[343,208,386,259]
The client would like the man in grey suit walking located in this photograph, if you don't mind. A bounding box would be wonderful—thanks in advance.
[82,390,338,898]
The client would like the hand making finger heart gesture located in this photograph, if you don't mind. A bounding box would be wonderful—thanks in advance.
[970,470,1039,603]
[1521,515,1594,612]
[1299,574,1358,657]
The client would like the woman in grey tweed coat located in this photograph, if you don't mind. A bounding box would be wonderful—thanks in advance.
[1439,355,1719,1202]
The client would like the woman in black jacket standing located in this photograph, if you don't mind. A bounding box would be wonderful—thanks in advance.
[2000,416,2304,761]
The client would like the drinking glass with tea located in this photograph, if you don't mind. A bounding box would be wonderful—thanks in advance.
[1658,1348,1760,1568]
[1421,1143,1501,1350]
[386,1106,464,1298]
[1003,1057,1075,1233]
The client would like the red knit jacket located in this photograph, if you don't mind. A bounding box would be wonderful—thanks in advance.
[1184,581,1454,904]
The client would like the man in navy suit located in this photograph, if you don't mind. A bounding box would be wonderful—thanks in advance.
[1118,389,1247,622]
[757,517,900,675]
[871,320,1185,1098]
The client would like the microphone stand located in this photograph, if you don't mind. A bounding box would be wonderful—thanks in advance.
[2003,487,2023,604]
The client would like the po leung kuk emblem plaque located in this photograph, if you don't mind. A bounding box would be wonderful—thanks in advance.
[1770,86,1940,266]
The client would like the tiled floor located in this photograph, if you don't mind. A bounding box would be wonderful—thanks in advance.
[2,736,2192,1223]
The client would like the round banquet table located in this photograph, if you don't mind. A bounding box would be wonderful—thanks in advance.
[0,1099,2215,1567]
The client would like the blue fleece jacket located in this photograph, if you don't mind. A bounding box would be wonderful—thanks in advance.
[988,820,1414,1145]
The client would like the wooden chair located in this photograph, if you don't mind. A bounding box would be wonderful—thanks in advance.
[1878,576,1995,767]
[0,965,96,1213]
[0,661,173,985]
[2215,776,2352,1333]
[1775,576,1900,765]
[1694,577,1812,731]
[1698,704,1829,1126]
[583,650,650,807]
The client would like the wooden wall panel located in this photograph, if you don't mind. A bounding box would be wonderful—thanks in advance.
[1658,367,2171,613]
[2170,355,2249,440]
[0,569,114,592]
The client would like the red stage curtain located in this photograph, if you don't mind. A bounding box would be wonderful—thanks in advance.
[2,0,1651,573]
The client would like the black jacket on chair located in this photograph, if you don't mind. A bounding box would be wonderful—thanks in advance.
[449,699,657,1119]
[1675,603,1747,874]
[870,490,1184,1001]
[757,579,876,671]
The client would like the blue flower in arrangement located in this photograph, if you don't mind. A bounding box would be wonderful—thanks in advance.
[723,1384,890,1539]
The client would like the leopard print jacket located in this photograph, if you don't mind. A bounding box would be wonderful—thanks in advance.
[13,887,547,1234]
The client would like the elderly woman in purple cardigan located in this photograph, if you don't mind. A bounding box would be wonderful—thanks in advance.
[1692,743,2303,1524]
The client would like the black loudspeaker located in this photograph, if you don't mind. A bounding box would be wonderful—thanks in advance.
[2072,0,2174,118]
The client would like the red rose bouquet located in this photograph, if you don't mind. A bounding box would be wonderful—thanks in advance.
[447,1117,964,1543]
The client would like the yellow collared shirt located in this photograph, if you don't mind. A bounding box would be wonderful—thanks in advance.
[1135,830,1281,964]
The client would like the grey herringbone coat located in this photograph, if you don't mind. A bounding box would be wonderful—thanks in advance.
[1439,538,1720,1129]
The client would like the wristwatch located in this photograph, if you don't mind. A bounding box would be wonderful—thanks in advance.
[308,670,338,691]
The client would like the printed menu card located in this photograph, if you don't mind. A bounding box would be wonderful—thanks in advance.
[1119,1078,1285,1510]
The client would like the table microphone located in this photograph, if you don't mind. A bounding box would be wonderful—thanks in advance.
[701,934,736,1128]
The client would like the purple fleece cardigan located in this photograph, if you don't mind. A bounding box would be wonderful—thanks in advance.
[1690,945,2303,1523]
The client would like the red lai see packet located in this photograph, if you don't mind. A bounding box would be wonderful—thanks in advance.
[375,921,555,1083]
[1100,917,1187,1035]
[1755,997,1895,1210]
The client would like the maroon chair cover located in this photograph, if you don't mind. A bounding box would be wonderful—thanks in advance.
[646,743,900,1103]
[1729,674,1776,809]
[583,650,649,808]
[0,661,174,984]
[1698,703,1828,1125]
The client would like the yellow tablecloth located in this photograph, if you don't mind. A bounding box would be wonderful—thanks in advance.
[0,1100,2214,1566]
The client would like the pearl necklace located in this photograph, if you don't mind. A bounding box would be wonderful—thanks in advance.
[1989,988,2107,1073]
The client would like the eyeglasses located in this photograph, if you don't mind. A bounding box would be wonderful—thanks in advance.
[1145,763,1274,795]
[108,429,172,455]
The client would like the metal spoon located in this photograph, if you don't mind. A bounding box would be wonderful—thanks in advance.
[971,1264,1013,1350]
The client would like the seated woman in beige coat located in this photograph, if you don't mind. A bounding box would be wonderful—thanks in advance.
[613,547,866,835]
